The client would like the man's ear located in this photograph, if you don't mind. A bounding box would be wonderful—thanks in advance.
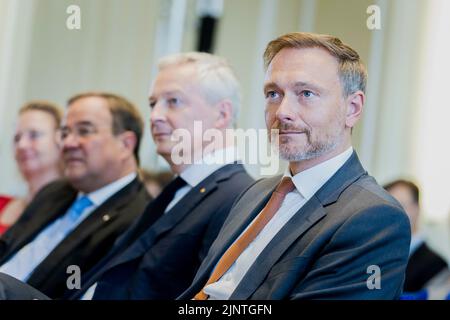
[215,99,234,129]
[119,131,137,158]
[345,91,365,128]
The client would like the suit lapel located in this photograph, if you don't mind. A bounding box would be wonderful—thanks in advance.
[104,164,245,270]
[189,177,279,289]
[190,152,367,299]
[27,178,143,283]
[230,196,326,299]
[113,182,218,265]
[211,179,274,249]
[229,152,367,299]
[0,185,77,262]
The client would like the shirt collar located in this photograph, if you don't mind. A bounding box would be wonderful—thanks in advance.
[409,233,425,255]
[180,146,239,187]
[79,172,137,207]
[284,147,353,200]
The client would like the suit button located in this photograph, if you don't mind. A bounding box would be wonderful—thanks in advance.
[102,214,111,222]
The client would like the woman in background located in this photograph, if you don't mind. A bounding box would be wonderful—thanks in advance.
[0,101,63,234]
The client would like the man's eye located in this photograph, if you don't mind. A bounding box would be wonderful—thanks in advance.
[167,98,180,105]
[77,127,93,137]
[149,101,156,109]
[265,91,279,99]
[301,90,315,98]
[13,134,21,144]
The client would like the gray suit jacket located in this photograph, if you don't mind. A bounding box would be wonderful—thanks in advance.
[178,152,411,300]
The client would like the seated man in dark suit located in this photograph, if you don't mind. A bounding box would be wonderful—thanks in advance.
[179,32,411,300]
[64,52,254,300]
[384,179,448,293]
[0,92,151,298]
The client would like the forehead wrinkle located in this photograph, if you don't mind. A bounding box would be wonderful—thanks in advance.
[291,81,328,94]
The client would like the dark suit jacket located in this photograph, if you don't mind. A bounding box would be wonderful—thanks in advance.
[0,176,151,299]
[178,152,411,300]
[68,163,254,300]
[404,242,448,292]
[0,273,50,300]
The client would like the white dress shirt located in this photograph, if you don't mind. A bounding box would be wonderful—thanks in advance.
[409,233,424,256]
[81,147,239,300]
[0,173,137,282]
[165,146,240,213]
[204,147,353,299]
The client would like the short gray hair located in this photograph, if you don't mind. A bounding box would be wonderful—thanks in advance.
[158,52,241,127]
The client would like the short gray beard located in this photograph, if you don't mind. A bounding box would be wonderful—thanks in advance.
[271,128,342,162]
[277,138,338,162]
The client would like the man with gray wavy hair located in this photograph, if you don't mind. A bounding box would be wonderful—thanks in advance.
[158,52,241,128]
[151,52,241,170]
[65,51,254,300]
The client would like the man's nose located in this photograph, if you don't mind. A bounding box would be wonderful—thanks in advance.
[275,95,296,123]
[61,131,81,149]
[15,136,31,149]
[150,101,167,123]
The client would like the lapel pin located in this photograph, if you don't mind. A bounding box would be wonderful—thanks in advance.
[200,187,206,193]
[102,214,111,222]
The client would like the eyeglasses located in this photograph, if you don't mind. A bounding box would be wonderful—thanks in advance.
[57,124,100,142]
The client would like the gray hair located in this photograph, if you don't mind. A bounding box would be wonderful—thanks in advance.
[158,52,241,127]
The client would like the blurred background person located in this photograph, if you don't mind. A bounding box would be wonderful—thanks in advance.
[384,179,448,293]
[0,101,63,235]
[139,169,174,198]
[0,92,151,299]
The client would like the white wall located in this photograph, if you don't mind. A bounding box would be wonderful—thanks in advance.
[0,0,36,196]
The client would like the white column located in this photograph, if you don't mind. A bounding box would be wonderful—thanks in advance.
[144,0,188,171]
[0,0,34,115]
[369,0,423,182]
[246,0,278,128]
[244,0,279,178]
[151,0,188,67]
[358,0,388,172]
[0,0,36,195]
[413,0,450,262]
[414,0,450,222]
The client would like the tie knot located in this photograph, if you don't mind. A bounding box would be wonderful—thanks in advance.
[274,177,295,196]
[69,196,93,220]
[172,176,187,189]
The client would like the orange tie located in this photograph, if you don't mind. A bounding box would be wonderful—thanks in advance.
[194,176,295,300]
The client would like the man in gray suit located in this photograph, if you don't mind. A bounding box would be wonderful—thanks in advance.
[179,32,411,300]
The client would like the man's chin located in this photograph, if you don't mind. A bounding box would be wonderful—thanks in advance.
[278,145,313,162]
[65,168,86,182]
[155,144,174,159]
